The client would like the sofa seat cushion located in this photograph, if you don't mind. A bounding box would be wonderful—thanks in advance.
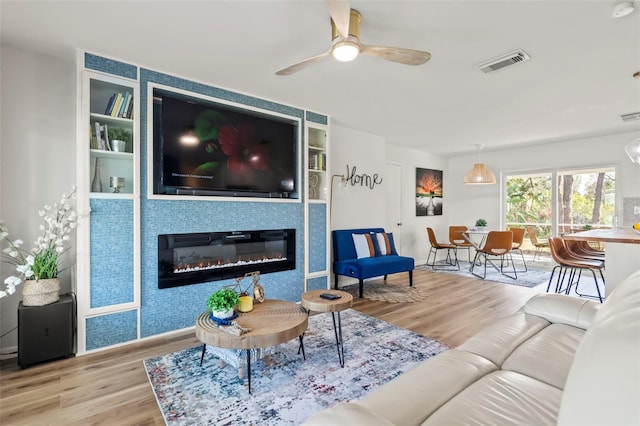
[333,255,414,280]
[423,370,562,426]
[503,323,585,389]
[305,349,497,426]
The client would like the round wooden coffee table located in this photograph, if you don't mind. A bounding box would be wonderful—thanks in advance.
[300,289,353,367]
[195,299,308,393]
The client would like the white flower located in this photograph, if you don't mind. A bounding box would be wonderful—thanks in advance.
[5,275,22,286]
[14,239,23,246]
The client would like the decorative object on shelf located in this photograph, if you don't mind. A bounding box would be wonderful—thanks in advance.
[624,137,640,164]
[474,218,488,231]
[109,176,125,193]
[0,187,77,303]
[249,271,265,303]
[416,168,443,216]
[308,174,319,199]
[207,288,240,320]
[238,294,253,313]
[91,157,102,192]
[464,144,496,185]
[107,127,131,153]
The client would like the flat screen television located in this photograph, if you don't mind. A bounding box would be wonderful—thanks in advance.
[152,88,299,199]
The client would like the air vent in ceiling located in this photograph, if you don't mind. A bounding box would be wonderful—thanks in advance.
[620,112,640,122]
[478,50,530,74]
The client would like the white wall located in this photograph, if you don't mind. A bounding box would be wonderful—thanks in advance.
[330,125,386,229]
[329,126,449,263]
[385,144,448,263]
[447,132,640,232]
[0,44,76,354]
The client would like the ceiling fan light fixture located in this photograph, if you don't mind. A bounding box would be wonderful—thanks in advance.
[612,1,635,18]
[332,40,360,62]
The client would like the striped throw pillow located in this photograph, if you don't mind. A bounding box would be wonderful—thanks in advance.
[376,232,397,256]
[352,233,375,259]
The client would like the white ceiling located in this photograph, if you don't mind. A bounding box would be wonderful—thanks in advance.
[2,0,639,156]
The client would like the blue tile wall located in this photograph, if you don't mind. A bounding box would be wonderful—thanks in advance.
[84,53,137,80]
[138,68,307,338]
[309,203,328,273]
[86,309,137,350]
[307,275,329,291]
[89,198,134,308]
[306,111,328,125]
[85,54,329,345]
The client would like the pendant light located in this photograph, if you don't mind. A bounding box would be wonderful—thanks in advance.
[464,144,496,185]
[624,137,640,164]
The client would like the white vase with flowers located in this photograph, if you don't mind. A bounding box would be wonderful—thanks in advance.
[1,187,77,305]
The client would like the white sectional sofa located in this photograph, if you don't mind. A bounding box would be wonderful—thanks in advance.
[304,269,640,425]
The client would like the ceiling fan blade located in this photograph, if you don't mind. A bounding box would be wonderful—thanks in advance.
[361,45,431,66]
[326,0,351,38]
[275,51,331,76]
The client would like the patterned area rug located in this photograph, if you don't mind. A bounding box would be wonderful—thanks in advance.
[144,309,448,425]
[420,260,551,288]
[341,282,430,303]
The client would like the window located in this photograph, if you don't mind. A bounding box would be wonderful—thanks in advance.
[505,166,616,242]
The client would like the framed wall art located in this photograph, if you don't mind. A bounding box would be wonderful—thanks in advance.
[416,168,443,216]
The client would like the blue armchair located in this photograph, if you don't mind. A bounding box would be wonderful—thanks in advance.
[332,228,415,298]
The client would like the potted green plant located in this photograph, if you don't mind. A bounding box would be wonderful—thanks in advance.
[207,288,240,319]
[107,127,131,152]
[475,218,488,230]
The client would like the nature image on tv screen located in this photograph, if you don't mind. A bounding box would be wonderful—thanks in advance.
[156,90,297,196]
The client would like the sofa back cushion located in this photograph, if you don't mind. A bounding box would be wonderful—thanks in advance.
[558,269,640,425]
[353,233,376,259]
[375,232,398,256]
[332,228,385,262]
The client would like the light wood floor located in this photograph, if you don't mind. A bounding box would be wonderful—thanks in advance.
[0,269,544,425]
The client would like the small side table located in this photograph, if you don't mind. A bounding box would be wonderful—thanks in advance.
[300,289,353,367]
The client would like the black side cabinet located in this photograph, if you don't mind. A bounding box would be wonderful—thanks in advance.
[18,294,75,368]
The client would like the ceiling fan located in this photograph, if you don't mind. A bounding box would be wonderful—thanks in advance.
[275,0,431,76]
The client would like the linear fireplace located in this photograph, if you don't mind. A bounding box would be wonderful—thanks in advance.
[158,229,295,289]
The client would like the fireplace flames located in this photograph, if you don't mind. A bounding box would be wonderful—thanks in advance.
[173,253,286,274]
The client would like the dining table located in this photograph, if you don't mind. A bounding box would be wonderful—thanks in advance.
[462,230,490,269]
[462,229,490,250]
[562,228,640,296]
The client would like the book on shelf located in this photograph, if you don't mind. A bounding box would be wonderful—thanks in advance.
[103,91,134,119]
[125,98,134,119]
[110,93,124,117]
[103,93,117,116]
[93,122,110,151]
[119,92,132,118]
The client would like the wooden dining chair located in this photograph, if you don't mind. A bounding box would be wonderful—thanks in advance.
[470,231,517,280]
[526,226,550,261]
[449,226,473,262]
[547,237,604,303]
[426,227,459,270]
[509,227,527,272]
